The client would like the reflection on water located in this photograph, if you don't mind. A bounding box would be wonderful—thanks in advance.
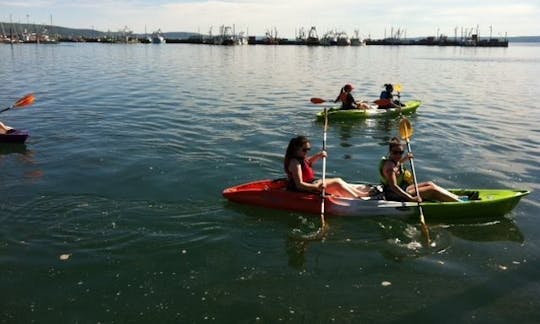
[227,201,524,266]
[0,143,28,156]
[435,217,524,243]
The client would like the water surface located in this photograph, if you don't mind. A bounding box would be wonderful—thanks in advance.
[1,42,539,323]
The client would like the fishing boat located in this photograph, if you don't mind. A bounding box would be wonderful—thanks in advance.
[306,26,320,46]
[151,29,166,44]
[213,25,236,45]
[336,31,351,46]
[0,129,29,143]
[295,27,307,45]
[350,30,365,46]
[264,27,280,45]
[320,30,338,46]
[223,179,529,220]
[315,100,421,121]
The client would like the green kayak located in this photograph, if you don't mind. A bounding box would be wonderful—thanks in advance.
[418,189,530,220]
[316,100,421,121]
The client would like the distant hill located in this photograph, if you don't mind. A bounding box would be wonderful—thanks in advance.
[0,22,199,39]
[507,36,540,42]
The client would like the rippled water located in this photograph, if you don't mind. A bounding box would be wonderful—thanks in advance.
[1,43,539,322]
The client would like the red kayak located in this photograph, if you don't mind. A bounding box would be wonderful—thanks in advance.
[0,129,29,143]
[223,179,416,217]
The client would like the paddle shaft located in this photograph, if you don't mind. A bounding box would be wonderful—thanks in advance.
[0,104,16,114]
[311,97,367,106]
[320,108,328,228]
[404,139,430,242]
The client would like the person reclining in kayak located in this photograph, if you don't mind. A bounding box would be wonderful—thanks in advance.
[284,135,372,198]
[379,137,462,202]
[0,121,15,134]
[377,84,402,109]
[334,84,370,110]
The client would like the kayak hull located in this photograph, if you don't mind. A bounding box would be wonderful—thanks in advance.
[223,179,530,220]
[0,129,29,143]
[316,100,421,121]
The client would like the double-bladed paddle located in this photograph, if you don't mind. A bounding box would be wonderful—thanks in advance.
[398,116,431,244]
[310,97,332,104]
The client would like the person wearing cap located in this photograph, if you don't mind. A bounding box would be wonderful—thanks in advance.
[334,84,369,110]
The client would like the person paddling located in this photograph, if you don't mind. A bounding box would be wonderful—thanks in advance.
[284,135,371,198]
[379,137,463,202]
[334,84,369,110]
[377,83,401,109]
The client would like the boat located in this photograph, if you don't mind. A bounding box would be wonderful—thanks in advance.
[223,179,530,220]
[320,30,338,46]
[315,100,421,121]
[0,129,29,143]
[350,30,365,46]
[306,26,320,46]
[151,29,166,44]
[264,27,280,45]
[295,27,307,45]
[336,31,351,46]
[213,25,236,45]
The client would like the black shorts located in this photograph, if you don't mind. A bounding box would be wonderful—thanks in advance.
[383,184,408,202]
[287,179,319,192]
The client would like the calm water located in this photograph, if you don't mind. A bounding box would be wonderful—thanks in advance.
[1,42,539,323]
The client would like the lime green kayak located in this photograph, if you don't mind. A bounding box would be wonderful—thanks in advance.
[419,189,530,220]
[316,100,421,121]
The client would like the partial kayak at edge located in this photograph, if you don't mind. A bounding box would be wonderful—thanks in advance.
[0,129,29,143]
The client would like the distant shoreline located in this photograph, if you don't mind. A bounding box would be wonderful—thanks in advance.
[1,22,539,43]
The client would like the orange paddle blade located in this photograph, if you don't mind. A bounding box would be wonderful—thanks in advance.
[310,97,327,104]
[13,93,35,108]
[374,99,391,106]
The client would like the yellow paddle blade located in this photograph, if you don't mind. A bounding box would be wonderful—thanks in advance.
[399,117,414,140]
[394,84,402,93]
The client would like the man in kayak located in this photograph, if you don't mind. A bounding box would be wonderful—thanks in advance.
[334,84,370,110]
[377,84,402,109]
[379,137,462,202]
[284,135,372,198]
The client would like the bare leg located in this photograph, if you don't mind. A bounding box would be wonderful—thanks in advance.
[350,184,372,197]
[0,121,12,135]
[408,181,461,202]
[324,178,362,198]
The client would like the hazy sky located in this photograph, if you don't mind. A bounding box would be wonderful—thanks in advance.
[1,0,538,38]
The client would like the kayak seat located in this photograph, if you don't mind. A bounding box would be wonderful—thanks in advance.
[468,191,480,200]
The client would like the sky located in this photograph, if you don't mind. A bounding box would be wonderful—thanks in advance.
[1,0,538,38]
